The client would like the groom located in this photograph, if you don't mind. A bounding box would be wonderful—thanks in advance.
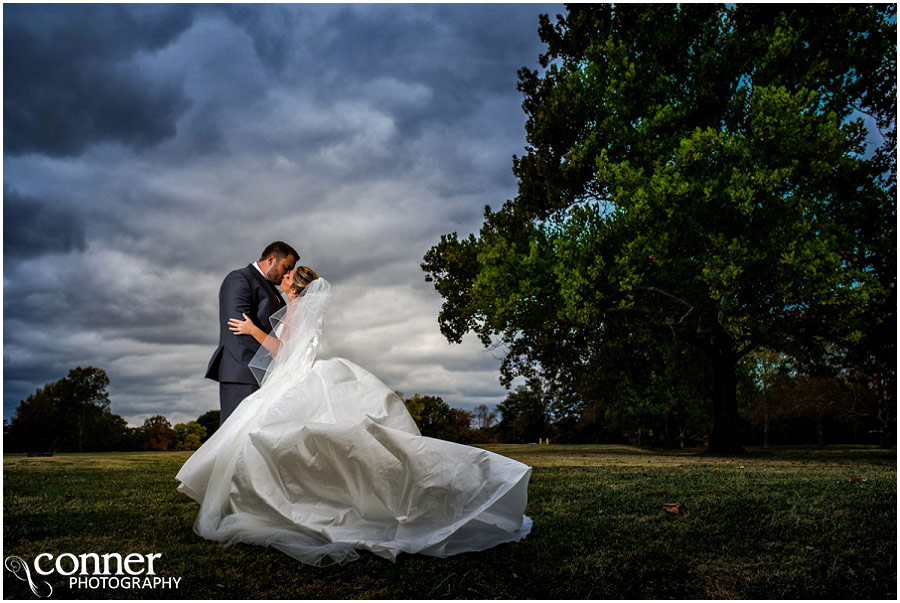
[206,241,299,425]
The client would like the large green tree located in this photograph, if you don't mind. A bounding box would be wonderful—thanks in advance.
[423,4,895,452]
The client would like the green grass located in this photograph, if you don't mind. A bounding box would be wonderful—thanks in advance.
[3,445,896,599]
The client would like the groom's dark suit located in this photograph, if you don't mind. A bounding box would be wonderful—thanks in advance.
[206,264,286,424]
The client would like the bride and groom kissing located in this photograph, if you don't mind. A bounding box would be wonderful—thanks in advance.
[175,241,533,565]
[204,241,300,425]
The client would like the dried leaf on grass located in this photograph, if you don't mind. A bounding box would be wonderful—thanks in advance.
[663,502,687,516]
[848,477,869,482]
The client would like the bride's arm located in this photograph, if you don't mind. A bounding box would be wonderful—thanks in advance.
[228,313,281,354]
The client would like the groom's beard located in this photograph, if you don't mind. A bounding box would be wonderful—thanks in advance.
[265,266,281,284]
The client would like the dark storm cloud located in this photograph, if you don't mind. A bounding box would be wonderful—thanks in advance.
[3,254,216,344]
[3,185,87,258]
[4,4,564,425]
[218,4,300,75]
[4,4,194,156]
[224,4,555,135]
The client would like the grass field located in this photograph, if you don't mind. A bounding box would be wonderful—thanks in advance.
[3,445,896,599]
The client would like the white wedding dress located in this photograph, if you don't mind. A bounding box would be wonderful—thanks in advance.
[176,278,532,565]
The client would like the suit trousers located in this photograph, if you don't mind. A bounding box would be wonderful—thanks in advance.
[220,382,259,426]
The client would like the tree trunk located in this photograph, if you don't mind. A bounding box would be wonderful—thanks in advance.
[706,340,744,454]
[877,375,896,449]
[816,413,825,448]
[763,410,769,449]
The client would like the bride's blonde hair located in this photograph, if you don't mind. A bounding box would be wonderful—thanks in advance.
[290,266,319,296]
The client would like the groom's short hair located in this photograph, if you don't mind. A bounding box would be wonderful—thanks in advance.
[260,241,299,262]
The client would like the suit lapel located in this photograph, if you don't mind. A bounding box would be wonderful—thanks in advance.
[247,264,284,310]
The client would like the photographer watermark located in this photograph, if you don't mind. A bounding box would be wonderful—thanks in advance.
[5,552,181,597]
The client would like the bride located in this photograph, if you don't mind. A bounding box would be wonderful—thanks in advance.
[175,266,533,565]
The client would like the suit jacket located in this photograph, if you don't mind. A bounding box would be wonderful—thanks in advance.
[206,264,287,384]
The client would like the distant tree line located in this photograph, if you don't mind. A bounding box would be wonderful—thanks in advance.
[5,366,890,454]
[461,346,892,449]
[401,393,495,444]
[4,367,220,454]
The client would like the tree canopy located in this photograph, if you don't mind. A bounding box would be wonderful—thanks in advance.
[4,367,224,453]
[5,367,130,452]
[423,4,896,452]
[403,394,475,442]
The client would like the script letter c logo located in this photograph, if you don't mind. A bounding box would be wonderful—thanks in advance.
[5,556,53,598]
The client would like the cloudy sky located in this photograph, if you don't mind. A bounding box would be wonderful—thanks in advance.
[4,3,563,426]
